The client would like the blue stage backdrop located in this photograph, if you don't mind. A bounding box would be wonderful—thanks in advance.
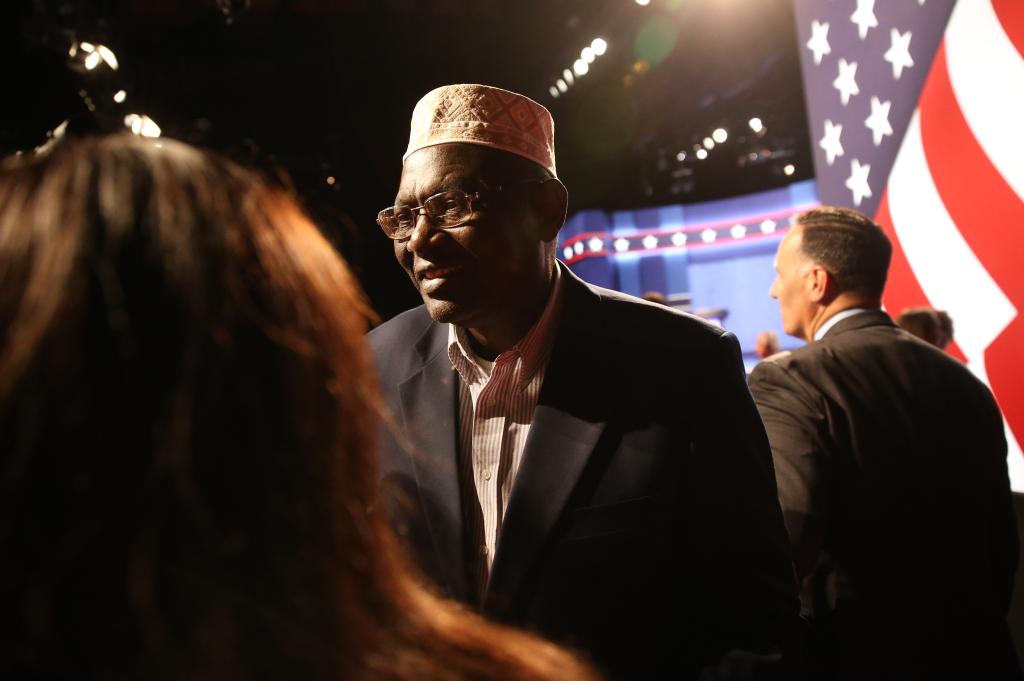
[558,180,819,367]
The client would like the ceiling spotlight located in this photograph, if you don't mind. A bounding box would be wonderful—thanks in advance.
[695,148,708,160]
[636,0,651,5]
[712,128,728,144]
[642,235,659,249]
[84,51,102,70]
[730,224,747,239]
[573,59,589,76]
[749,117,764,133]
[784,164,796,176]
[549,86,560,98]
[113,89,127,103]
[97,45,119,70]
[556,78,568,93]
[581,47,596,63]
[588,237,604,252]
[671,232,687,246]
[676,150,687,161]
[591,38,608,56]
[123,113,161,138]
[701,228,717,243]
[614,238,630,252]
[574,241,585,254]
[760,219,777,233]
[563,246,574,259]
[562,69,574,86]
[702,137,715,150]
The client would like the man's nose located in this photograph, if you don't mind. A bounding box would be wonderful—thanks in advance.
[406,211,439,254]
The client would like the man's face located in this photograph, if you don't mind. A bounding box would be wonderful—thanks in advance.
[769,226,815,340]
[392,144,551,329]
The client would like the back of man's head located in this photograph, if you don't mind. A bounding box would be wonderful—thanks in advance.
[797,206,893,303]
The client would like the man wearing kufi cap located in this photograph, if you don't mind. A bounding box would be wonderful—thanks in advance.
[369,84,799,680]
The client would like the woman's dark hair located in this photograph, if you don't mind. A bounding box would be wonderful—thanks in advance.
[0,135,596,681]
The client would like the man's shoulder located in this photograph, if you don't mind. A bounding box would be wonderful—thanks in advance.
[368,305,435,350]
[582,281,731,350]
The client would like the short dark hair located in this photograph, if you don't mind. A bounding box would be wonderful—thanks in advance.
[897,306,943,346]
[797,206,892,299]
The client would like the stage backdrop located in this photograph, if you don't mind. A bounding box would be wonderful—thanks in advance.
[794,0,1024,490]
[558,179,819,369]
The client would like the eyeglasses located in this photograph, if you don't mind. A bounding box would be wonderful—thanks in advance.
[376,179,542,240]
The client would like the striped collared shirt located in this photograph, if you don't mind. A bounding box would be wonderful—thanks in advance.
[448,269,564,599]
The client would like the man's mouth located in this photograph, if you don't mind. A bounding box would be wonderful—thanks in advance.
[421,265,462,280]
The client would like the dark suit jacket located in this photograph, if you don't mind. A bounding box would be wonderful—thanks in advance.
[369,264,800,681]
[749,310,1020,681]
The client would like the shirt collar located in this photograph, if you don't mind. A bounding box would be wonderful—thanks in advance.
[813,307,868,341]
[447,266,564,387]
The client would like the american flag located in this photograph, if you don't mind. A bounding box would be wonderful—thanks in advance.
[794,0,1024,490]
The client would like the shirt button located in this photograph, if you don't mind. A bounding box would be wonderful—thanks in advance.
[483,470,492,481]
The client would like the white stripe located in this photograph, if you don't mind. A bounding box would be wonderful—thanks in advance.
[888,110,1017,363]
[965,354,1024,492]
[945,0,1024,205]
[888,110,1022,489]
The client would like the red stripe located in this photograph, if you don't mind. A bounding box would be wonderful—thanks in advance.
[993,0,1024,63]
[918,42,1024,448]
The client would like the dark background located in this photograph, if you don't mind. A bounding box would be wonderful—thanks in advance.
[2,0,811,320]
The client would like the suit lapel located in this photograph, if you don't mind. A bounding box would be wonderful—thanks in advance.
[485,266,610,615]
[397,325,469,602]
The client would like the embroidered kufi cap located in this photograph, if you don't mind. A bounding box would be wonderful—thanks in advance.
[403,84,557,177]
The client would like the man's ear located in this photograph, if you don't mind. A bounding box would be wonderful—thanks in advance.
[807,264,832,304]
[534,178,568,242]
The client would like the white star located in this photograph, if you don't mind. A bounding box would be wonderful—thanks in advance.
[806,20,831,65]
[845,159,873,207]
[833,59,860,106]
[883,28,915,80]
[850,0,878,40]
[864,97,893,146]
[819,119,844,165]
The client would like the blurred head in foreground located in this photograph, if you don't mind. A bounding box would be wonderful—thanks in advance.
[0,135,596,681]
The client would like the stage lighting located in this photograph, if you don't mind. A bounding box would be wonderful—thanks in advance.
[84,51,102,70]
[113,89,127,103]
[614,238,630,252]
[563,68,574,85]
[676,151,686,161]
[636,0,650,6]
[701,228,716,243]
[574,241,585,255]
[749,117,764,133]
[784,164,795,176]
[581,47,596,63]
[760,219,777,234]
[642,235,659,249]
[124,114,161,138]
[702,137,714,150]
[549,86,559,98]
[97,45,119,70]
[592,38,608,55]
[671,232,687,246]
[563,246,574,259]
[712,128,728,144]
[695,148,708,160]
[588,237,604,252]
[556,78,568,93]
[573,59,589,76]
[730,224,747,239]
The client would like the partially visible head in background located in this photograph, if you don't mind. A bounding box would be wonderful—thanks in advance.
[897,306,950,349]
[754,330,780,359]
[0,135,597,681]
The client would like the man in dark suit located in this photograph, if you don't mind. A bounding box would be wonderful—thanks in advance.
[749,206,1020,680]
[368,84,799,681]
